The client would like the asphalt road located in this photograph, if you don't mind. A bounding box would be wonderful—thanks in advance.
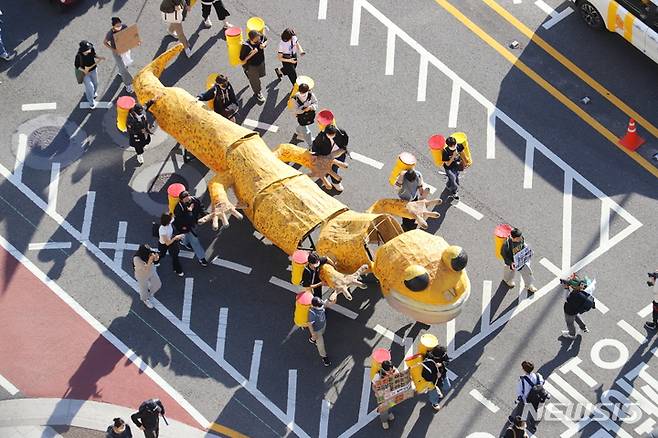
[0,0,656,437]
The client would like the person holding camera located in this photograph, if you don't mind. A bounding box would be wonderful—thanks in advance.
[173,191,209,266]
[291,82,318,147]
[197,74,239,122]
[645,270,658,330]
[133,244,161,309]
[420,345,451,411]
[560,273,594,339]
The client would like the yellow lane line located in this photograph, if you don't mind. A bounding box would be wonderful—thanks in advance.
[480,0,658,139]
[433,0,658,178]
[207,422,250,438]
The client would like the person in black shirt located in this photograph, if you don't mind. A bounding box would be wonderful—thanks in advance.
[74,40,105,108]
[126,96,160,165]
[421,345,450,411]
[311,125,349,192]
[131,399,165,438]
[301,252,335,298]
[239,30,268,103]
[561,276,590,339]
[173,191,209,266]
[103,17,134,93]
[106,417,132,438]
[199,0,232,29]
[441,136,463,201]
[197,74,239,122]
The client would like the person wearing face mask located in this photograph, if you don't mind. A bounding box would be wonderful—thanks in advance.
[158,212,185,276]
[441,136,464,201]
[103,17,135,93]
[106,417,132,438]
[311,124,350,192]
[126,97,159,165]
[239,30,268,104]
[197,74,239,122]
[291,83,318,147]
[173,190,209,266]
[74,40,106,109]
[275,27,305,85]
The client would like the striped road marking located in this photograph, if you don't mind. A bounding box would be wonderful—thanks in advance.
[22,103,57,111]
[469,388,499,413]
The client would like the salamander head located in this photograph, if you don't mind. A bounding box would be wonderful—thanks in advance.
[372,229,470,324]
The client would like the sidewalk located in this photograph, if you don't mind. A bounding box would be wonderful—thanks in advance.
[0,398,216,437]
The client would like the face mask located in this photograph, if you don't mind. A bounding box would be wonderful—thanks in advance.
[298,92,308,100]
[113,26,122,32]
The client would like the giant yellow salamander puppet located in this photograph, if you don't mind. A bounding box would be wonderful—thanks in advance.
[133,44,471,324]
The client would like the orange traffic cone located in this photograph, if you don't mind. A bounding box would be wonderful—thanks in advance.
[618,118,645,151]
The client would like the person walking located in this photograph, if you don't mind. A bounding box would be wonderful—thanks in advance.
[371,360,398,429]
[200,0,233,29]
[158,212,185,277]
[275,28,305,85]
[394,168,430,231]
[75,41,105,109]
[133,244,161,309]
[126,98,158,165]
[173,190,209,266]
[103,17,134,93]
[508,360,548,433]
[307,295,336,367]
[291,83,317,147]
[311,125,349,192]
[504,416,529,438]
[301,251,335,298]
[646,269,658,330]
[160,0,192,57]
[131,399,165,438]
[239,30,268,103]
[500,228,538,295]
[0,9,15,61]
[420,345,451,411]
[561,274,593,339]
[442,136,464,201]
[197,74,239,122]
[106,418,132,438]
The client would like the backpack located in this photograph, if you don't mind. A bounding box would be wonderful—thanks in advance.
[294,94,316,126]
[139,399,162,414]
[575,290,595,314]
[522,375,550,404]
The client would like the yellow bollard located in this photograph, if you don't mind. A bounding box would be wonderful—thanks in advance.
[405,353,434,393]
[417,333,439,357]
[167,183,186,215]
[316,109,335,132]
[246,16,266,34]
[291,250,309,285]
[205,73,218,111]
[494,224,512,260]
[294,291,313,327]
[370,348,392,379]
[225,27,244,67]
[388,152,417,186]
[450,132,473,167]
[428,134,446,167]
[288,76,315,109]
[116,96,136,132]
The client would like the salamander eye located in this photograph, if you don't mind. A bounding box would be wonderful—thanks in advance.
[403,265,429,292]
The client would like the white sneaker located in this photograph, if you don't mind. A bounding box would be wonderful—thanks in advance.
[333,182,344,192]
[203,18,212,28]
[136,154,144,164]
[561,330,576,339]
[89,100,97,109]
[504,280,516,288]
[381,421,389,430]
[168,30,178,38]
[143,299,154,309]
[126,84,134,93]
[185,48,193,57]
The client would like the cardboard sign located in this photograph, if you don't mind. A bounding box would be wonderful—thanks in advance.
[372,369,415,413]
[513,245,533,270]
[114,24,141,54]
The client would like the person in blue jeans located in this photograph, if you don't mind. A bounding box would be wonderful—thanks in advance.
[74,41,106,108]
[0,9,14,61]
[421,345,451,411]
[173,190,209,266]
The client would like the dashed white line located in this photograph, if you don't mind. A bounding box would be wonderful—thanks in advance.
[481,280,493,329]
[453,201,484,221]
[486,107,496,159]
[182,278,193,328]
[542,6,574,30]
[211,257,253,274]
[561,172,573,271]
[448,81,461,128]
[253,231,274,245]
[268,276,358,320]
[98,242,139,251]
[446,318,456,356]
[286,369,297,426]
[469,388,499,413]
[113,222,128,268]
[79,101,113,109]
[402,337,414,370]
[318,0,328,20]
[350,152,384,169]
[385,27,396,75]
[539,257,561,276]
[638,303,652,318]
[417,55,429,102]
[319,399,331,438]
[373,324,404,345]
[358,367,371,420]
[215,308,229,360]
[47,162,60,214]
[617,320,647,344]
[534,0,555,15]
[242,118,279,133]
[269,275,298,292]
[13,134,27,183]
[80,191,96,242]
[27,242,72,250]
[523,139,535,189]
[248,340,263,391]
[0,373,19,395]
[599,201,610,248]
[21,102,57,111]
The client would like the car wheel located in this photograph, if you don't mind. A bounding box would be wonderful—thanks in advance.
[579,1,604,30]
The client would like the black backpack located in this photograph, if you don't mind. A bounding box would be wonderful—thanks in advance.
[523,375,550,404]
[576,290,595,313]
[139,399,162,414]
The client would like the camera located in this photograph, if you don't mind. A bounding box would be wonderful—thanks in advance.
[648,272,657,287]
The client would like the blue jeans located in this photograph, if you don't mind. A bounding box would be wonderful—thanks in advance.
[445,168,460,194]
[182,232,206,260]
[428,378,451,405]
[296,123,313,147]
[82,69,98,104]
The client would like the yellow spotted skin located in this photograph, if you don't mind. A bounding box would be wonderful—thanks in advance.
[133,44,470,324]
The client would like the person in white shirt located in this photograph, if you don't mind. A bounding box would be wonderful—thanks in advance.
[275,28,305,85]
[158,212,185,276]
[510,361,544,434]
[291,83,318,147]
[645,269,658,330]
[371,360,398,430]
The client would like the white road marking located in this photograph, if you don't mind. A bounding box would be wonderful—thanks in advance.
[469,389,499,413]
[319,399,331,438]
[182,278,193,328]
[21,102,57,111]
[14,134,27,183]
[453,201,484,220]
[486,107,497,159]
[539,257,561,276]
[242,118,279,133]
[114,222,128,268]
[448,81,461,128]
[27,242,72,250]
[215,307,228,360]
[481,280,493,329]
[318,0,328,20]
[638,303,652,318]
[542,6,574,30]
[98,242,140,251]
[80,191,95,242]
[417,55,429,102]
[446,318,456,356]
[79,101,113,109]
[594,297,609,314]
[252,230,274,245]
[350,151,384,169]
[523,139,535,189]
[599,200,610,248]
[211,257,253,274]
[385,27,396,75]
[617,320,647,344]
[286,369,297,426]
[373,324,404,345]
[248,340,263,391]
[268,276,359,319]
[0,373,19,395]
[47,162,60,214]
[358,367,371,419]
[561,172,573,271]
[403,337,414,370]
[534,0,555,15]
[513,0,522,4]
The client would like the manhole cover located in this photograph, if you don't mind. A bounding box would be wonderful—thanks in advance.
[147,173,189,203]
[27,126,71,158]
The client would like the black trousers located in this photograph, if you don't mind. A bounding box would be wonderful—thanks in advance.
[143,427,159,438]
[401,217,417,232]
[653,301,658,324]
[158,242,182,274]
[511,400,540,432]
[280,61,297,85]
[201,1,229,20]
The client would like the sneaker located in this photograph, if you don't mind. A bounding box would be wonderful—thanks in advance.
[126,84,134,93]
[432,403,441,411]
[185,48,193,57]
[388,413,394,421]
[0,51,15,61]
[136,154,144,164]
[645,321,657,330]
[199,258,209,267]
[180,242,192,251]
[176,271,185,277]
[143,299,154,309]
[561,330,576,339]
[582,326,590,333]
[527,285,537,294]
[93,92,98,99]
[381,421,389,430]
[255,93,266,103]
[203,18,212,28]
[504,280,516,288]
[89,100,97,109]
[309,337,316,344]
[449,194,460,201]
[223,22,234,29]
[333,182,344,192]
[168,30,178,38]
[322,356,331,367]
[275,67,283,80]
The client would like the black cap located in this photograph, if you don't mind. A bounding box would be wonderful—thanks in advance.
[178,190,190,200]
[111,17,122,26]
[511,228,522,238]
[79,40,93,52]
